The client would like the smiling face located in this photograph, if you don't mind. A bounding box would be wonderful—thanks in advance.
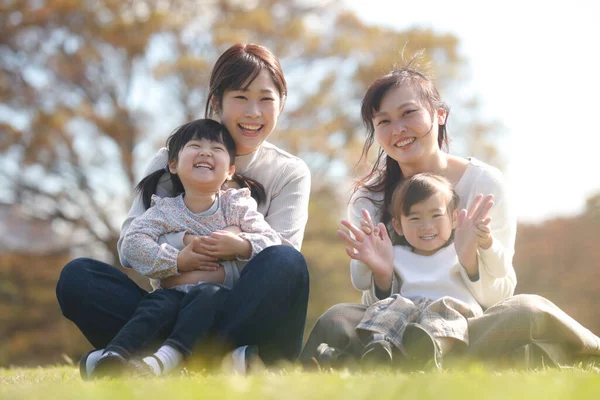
[168,138,235,195]
[372,84,447,168]
[393,190,458,256]
[219,69,282,156]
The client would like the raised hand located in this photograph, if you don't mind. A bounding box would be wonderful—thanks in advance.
[338,209,394,279]
[454,194,494,278]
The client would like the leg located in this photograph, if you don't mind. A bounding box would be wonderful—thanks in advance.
[163,283,230,357]
[467,294,600,366]
[299,303,368,366]
[214,246,309,365]
[56,257,147,349]
[105,289,184,358]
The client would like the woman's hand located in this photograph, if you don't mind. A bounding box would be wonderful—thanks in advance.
[338,209,394,289]
[454,193,494,279]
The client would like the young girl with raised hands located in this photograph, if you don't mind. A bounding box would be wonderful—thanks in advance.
[339,173,497,370]
[302,53,600,369]
[88,119,281,378]
[58,44,311,378]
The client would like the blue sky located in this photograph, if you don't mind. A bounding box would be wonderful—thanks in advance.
[345,0,600,222]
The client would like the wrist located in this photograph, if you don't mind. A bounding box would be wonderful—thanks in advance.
[479,236,493,250]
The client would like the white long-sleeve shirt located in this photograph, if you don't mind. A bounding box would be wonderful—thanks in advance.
[393,244,483,316]
[350,157,517,310]
[118,141,311,273]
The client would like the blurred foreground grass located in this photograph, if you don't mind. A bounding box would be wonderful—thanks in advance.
[2,365,600,400]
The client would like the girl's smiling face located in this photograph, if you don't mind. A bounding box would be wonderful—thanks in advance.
[219,70,282,156]
[393,190,458,256]
[373,84,446,168]
[169,138,235,194]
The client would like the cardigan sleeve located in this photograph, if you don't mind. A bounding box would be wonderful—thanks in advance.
[262,158,311,251]
[458,164,517,309]
[117,148,185,268]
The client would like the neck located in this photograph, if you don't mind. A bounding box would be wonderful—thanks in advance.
[182,190,218,214]
[399,149,449,178]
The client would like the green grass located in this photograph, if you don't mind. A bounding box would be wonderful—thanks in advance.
[2,365,600,400]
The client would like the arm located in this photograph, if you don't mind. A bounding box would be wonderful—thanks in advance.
[262,159,311,250]
[347,193,402,304]
[199,189,282,260]
[458,168,517,309]
[121,204,181,280]
[117,148,187,267]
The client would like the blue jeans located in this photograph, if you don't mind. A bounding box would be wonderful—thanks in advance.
[56,245,310,364]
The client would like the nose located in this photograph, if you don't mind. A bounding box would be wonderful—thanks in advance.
[198,147,212,156]
[391,120,406,136]
[245,100,261,118]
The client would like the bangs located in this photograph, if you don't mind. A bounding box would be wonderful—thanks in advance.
[167,119,236,163]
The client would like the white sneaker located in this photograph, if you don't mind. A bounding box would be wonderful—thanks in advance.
[79,349,104,380]
[221,345,265,375]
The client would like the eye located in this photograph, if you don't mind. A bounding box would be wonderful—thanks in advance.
[375,119,389,126]
[187,144,200,148]
[261,97,275,102]
[212,146,225,152]
[408,217,419,221]
[403,109,417,117]
[234,95,247,100]
[433,214,443,218]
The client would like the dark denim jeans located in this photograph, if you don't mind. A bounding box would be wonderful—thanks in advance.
[56,245,310,364]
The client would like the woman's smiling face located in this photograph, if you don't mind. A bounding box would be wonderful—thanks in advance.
[373,84,446,167]
[219,69,282,156]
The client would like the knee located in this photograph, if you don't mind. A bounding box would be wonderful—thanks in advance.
[315,304,357,333]
[262,245,309,283]
[505,294,555,315]
[56,258,95,299]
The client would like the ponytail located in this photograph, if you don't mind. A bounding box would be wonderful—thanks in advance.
[231,173,266,205]
[134,168,184,209]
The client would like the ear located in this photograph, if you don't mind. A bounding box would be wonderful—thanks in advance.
[392,217,404,237]
[167,159,178,174]
[451,208,459,229]
[226,165,235,181]
[436,107,447,126]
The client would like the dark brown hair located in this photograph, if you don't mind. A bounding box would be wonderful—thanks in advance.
[355,52,451,227]
[391,173,459,248]
[391,173,458,219]
[205,43,287,118]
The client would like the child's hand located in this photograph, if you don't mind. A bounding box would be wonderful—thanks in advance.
[338,209,394,278]
[177,237,220,272]
[454,194,494,278]
[197,230,251,260]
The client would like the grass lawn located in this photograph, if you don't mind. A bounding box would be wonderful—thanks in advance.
[2,365,600,400]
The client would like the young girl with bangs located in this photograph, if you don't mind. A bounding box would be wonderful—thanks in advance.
[57,44,311,377]
[89,119,281,378]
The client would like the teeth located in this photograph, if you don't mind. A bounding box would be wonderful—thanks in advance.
[395,137,416,147]
[420,234,436,240]
[193,162,213,170]
[239,123,261,131]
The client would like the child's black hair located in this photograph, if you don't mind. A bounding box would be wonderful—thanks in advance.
[135,119,265,209]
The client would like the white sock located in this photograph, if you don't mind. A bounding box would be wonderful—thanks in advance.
[144,345,183,375]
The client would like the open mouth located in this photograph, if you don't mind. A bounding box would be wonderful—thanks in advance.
[239,123,263,136]
[193,162,213,170]
[419,234,437,240]
[394,137,416,148]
